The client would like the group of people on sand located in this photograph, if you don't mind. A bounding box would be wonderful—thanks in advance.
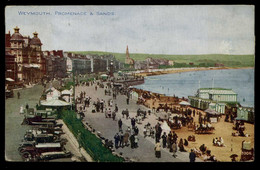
[212,137,225,147]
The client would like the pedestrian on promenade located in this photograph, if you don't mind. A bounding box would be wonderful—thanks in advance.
[126,126,131,134]
[118,119,123,131]
[126,97,129,105]
[123,131,130,147]
[119,131,124,147]
[154,142,161,158]
[112,111,116,121]
[25,103,29,111]
[134,126,139,135]
[134,135,139,148]
[130,134,135,149]
[17,92,20,99]
[162,132,167,148]
[189,149,196,162]
[115,104,118,113]
[114,133,120,149]
[121,110,125,118]
[105,108,108,118]
[108,108,112,118]
[20,105,24,114]
[125,109,129,119]
[131,117,136,129]
[172,142,177,158]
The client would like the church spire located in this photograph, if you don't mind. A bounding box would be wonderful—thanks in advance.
[126,45,129,59]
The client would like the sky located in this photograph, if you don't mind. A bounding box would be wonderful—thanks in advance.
[5,5,255,55]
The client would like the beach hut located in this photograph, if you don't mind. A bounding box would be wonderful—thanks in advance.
[204,108,221,123]
[236,107,254,123]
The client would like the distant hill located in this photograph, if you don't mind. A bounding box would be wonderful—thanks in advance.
[70,51,255,68]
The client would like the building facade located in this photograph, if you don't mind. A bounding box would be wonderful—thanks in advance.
[6,26,46,84]
[188,88,238,114]
[43,50,67,79]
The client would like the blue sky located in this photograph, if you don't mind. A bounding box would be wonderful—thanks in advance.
[5,5,255,55]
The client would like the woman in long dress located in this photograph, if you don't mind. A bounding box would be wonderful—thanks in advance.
[20,105,24,114]
[155,142,161,158]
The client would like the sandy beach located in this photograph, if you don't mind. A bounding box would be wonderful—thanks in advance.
[132,66,255,162]
[134,67,254,77]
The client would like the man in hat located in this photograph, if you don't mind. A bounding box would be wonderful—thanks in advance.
[114,133,120,149]
[118,119,123,131]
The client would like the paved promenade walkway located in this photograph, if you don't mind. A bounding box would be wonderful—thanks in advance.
[75,82,201,162]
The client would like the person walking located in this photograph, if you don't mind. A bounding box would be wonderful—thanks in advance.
[112,111,116,121]
[20,105,24,114]
[134,135,139,148]
[118,119,123,131]
[123,131,130,147]
[125,109,129,119]
[119,131,124,147]
[189,149,196,162]
[172,142,178,158]
[130,134,135,149]
[17,91,20,99]
[25,103,29,111]
[162,132,167,148]
[114,133,120,149]
[131,117,136,129]
[154,142,161,158]
[126,97,129,105]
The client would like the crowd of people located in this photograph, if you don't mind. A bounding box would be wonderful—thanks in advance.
[74,77,221,162]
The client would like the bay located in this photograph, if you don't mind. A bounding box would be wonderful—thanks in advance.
[134,68,254,107]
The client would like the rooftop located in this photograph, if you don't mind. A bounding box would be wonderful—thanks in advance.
[199,88,237,95]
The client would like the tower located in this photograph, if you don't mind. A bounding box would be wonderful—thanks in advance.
[125,45,134,67]
[125,45,130,64]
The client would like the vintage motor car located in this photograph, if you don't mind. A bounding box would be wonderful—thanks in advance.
[38,151,72,161]
[5,89,14,99]
[19,142,63,159]
[23,109,57,125]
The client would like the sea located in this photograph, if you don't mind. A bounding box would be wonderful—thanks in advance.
[134,68,254,107]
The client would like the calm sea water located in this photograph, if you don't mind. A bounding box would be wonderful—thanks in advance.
[134,68,254,107]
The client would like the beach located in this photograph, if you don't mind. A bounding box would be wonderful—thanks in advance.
[134,67,254,77]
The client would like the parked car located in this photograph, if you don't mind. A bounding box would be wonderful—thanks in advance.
[23,110,57,125]
[20,143,63,159]
[5,89,14,99]
[38,151,72,161]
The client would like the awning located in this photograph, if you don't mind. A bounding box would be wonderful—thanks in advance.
[40,99,71,106]
[61,89,72,95]
[179,101,191,106]
[204,108,221,115]
[6,78,14,82]
[235,117,247,121]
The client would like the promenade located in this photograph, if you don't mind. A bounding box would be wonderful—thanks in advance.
[75,82,199,162]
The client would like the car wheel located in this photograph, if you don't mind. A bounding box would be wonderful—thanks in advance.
[22,152,31,159]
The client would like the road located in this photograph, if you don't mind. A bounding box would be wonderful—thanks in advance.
[5,84,44,161]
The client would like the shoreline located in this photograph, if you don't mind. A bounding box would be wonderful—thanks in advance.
[134,66,254,77]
